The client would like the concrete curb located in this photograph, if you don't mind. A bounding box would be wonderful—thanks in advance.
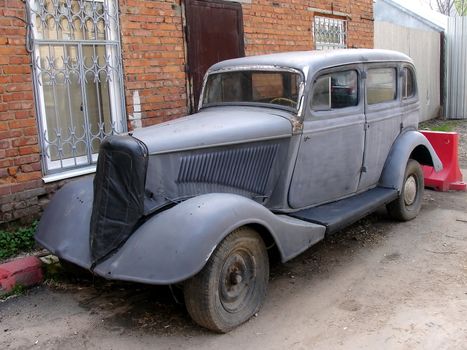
[0,256,44,293]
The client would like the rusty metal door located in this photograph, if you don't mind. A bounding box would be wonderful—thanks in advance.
[184,0,245,112]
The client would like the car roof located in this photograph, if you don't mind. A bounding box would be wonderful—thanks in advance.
[208,49,413,77]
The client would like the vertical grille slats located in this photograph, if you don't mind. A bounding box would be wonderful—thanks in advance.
[176,144,279,195]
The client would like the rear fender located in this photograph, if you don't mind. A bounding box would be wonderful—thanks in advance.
[93,193,325,285]
[379,130,442,192]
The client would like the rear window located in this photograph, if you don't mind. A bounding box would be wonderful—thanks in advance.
[367,68,397,105]
[402,67,415,99]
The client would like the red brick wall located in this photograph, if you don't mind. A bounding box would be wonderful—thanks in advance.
[242,0,373,55]
[0,4,45,224]
[0,0,373,226]
[119,0,188,128]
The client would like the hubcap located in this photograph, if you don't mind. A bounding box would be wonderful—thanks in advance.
[219,250,256,313]
[404,175,417,206]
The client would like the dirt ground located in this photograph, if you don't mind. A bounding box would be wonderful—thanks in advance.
[1,121,466,350]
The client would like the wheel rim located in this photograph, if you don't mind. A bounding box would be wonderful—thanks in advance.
[219,249,256,313]
[404,175,417,206]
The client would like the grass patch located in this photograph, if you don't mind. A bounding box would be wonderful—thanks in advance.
[0,284,26,300]
[0,221,38,260]
[420,120,461,132]
[428,124,455,132]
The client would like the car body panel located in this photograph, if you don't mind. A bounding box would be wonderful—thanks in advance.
[289,112,365,208]
[142,137,292,215]
[35,49,442,286]
[93,193,325,285]
[379,130,442,191]
[35,182,326,283]
[131,106,293,155]
[35,177,93,269]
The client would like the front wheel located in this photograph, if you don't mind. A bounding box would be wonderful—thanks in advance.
[387,159,424,221]
[184,227,269,333]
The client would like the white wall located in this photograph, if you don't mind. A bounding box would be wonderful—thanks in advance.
[375,21,441,121]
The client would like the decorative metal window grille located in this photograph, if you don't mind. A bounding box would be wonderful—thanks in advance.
[27,0,126,177]
[313,16,347,50]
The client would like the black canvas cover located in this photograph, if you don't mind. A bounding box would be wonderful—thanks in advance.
[90,135,148,263]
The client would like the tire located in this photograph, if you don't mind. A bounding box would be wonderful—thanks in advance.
[184,227,269,333]
[387,159,424,221]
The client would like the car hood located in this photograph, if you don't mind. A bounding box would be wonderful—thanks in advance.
[131,106,293,154]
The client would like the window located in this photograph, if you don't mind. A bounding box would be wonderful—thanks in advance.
[402,67,415,99]
[313,16,347,50]
[311,70,358,110]
[202,71,302,109]
[367,68,397,105]
[28,0,125,177]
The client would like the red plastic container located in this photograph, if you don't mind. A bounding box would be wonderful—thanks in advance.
[0,256,43,292]
[420,130,466,191]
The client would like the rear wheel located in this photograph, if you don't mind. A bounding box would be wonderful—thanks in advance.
[387,159,424,221]
[184,227,269,333]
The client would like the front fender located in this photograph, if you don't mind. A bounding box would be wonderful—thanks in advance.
[93,193,325,285]
[379,130,442,191]
[35,177,93,269]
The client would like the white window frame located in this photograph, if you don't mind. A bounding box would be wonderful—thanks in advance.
[313,16,347,50]
[27,0,126,182]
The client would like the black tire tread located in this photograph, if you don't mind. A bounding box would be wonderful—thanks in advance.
[387,159,424,221]
[184,227,268,333]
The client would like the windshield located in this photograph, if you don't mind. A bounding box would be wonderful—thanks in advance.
[202,70,302,110]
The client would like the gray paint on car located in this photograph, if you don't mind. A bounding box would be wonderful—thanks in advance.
[379,130,442,191]
[35,177,93,269]
[131,106,293,155]
[93,193,326,285]
[35,49,443,286]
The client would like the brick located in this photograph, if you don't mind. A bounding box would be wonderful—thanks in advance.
[2,65,31,75]
[8,119,36,129]
[13,204,41,219]
[7,167,17,176]
[14,154,40,165]
[20,163,41,173]
[0,257,44,292]
[15,171,42,182]
[5,149,18,157]
[12,137,38,147]
[18,145,40,156]
[0,185,11,196]
[0,130,22,140]
[1,212,13,223]
[13,201,26,210]
[1,203,13,212]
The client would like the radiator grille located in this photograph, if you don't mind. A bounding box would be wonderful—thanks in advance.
[177,144,279,194]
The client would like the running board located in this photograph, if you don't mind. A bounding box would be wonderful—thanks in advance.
[288,187,398,234]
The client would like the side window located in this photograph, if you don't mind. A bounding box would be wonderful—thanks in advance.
[311,70,358,111]
[402,67,415,99]
[367,68,397,105]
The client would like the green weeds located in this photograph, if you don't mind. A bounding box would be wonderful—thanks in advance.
[0,221,38,260]
[420,119,461,132]
[0,284,26,300]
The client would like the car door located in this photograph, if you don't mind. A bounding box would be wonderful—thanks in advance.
[289,66,365,209]
[358,64,403,191]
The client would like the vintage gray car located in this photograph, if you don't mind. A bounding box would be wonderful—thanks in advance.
[36,49,442,332]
